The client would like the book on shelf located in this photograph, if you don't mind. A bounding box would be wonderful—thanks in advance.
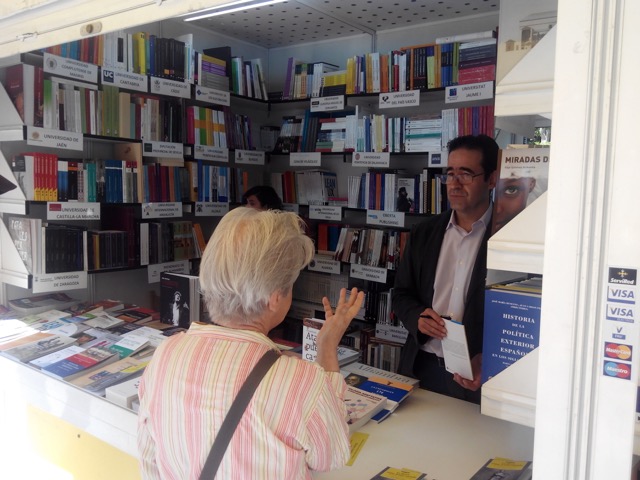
[482,282,542,384]
[491,146,550,235]
[160,272,200,328]
[469,458,533,480]
[8,293,79,315]
[344,384,387,433]
[0,333,77,363]
[4,63,44,127]
[69,345,155,396]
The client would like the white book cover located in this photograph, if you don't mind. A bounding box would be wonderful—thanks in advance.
[441,318,473,380]
[105,375,142,409]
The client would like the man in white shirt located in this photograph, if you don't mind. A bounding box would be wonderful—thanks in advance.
[392,134,499,403]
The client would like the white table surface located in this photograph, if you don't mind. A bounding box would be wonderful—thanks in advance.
[314,388,535,480]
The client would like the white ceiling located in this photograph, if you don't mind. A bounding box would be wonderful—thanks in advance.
[188,0,500,49]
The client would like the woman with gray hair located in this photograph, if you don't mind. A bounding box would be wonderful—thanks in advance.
[137,207,365,479]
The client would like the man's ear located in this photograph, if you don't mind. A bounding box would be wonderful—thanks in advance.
[488,170,498,190]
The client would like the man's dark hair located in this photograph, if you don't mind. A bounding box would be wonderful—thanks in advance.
[241,185,284,210]
[447,134,499,180]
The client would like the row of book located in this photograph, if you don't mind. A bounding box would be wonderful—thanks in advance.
[271,109,470,154]
[278,30,496,100]
[334,227,410,271]
[45,31,270,102]
[0,278,204,409]
[269,170,337,205]
[5,214,204,274]
[8,152,256,205]
[3,66,255,151]
[347,169,449,215]
[300,316,418,429]
[281,60,341,100]
[44,31,193,82]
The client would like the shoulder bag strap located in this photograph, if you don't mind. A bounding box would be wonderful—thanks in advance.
[199,349,280,480]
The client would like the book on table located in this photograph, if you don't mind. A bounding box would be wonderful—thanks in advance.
[341,362,418,422]
[105,375,143,410]
[8,293,79,315]
[40,337,121,381]
[469,457,533,480]
[1,333,77,363]
[69,346,155,396]
[344,385,387,433]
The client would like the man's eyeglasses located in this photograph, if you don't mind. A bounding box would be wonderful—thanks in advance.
[438,172,485,185]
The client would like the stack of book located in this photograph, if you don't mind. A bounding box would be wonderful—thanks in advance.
[341,362,419,422]
[0,299,174,407]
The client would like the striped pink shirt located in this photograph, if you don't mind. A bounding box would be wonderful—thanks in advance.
[137,323,350,479]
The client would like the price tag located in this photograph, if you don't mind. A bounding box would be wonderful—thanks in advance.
[309,205,342,221]
[352,152,390,167]
[310,95,345,112]
[194,145,229,162]
[101,69,147,92]
[141,202,183,218]
[149,76,191,99]
[32,271,88,293]
[195,202,229,217]
[147,260,190,284]
[47,202,100,221]
[445,81,494,103]
[142,141,185,159]
[350,264,388,283]
[44,53,98,83]
[378,90,420,109]
[194,85,231,106]
[308,255,341,275]
[366,210,405,228]
[281,203,300,214]
[235,150,265,165]
[26,127,83,151]
[290,152,322,166]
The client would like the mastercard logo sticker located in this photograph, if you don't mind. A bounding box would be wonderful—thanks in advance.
[604,342,632,361]
[603,361,631,379]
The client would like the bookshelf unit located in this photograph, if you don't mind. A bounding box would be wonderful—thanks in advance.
[0,6,552,476]
[480,0,555,430]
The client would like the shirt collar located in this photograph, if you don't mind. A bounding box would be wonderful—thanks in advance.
[187,322,279,349]
[446,202,493,231]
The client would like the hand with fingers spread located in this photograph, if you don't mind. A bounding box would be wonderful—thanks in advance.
[316,287,366,372]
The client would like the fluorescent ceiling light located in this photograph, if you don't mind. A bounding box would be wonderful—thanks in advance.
[183,0,286,22]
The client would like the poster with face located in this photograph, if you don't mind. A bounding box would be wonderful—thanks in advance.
[491,147,550,235]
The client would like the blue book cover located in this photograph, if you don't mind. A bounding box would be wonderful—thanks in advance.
[482,288,541,383]
[356,380,411,404]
